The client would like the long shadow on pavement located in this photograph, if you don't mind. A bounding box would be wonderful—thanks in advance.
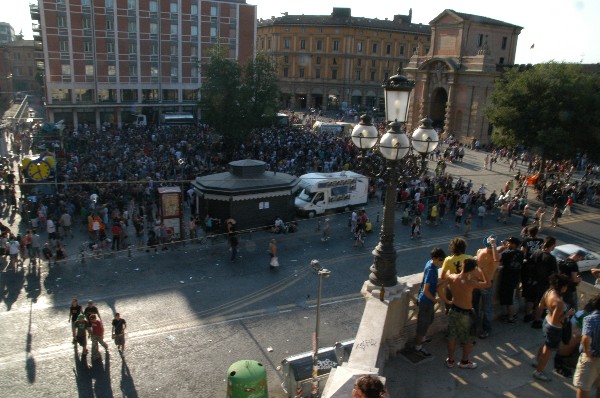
[120,355,138,398]
[0,268,25,310]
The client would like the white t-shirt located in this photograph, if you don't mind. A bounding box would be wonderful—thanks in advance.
[46,219,56,233]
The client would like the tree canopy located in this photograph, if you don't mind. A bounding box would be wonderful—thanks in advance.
[200,48,280,159]
[485,62,600,162]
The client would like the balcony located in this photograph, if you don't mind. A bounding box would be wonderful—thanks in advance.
[29,3,40,20]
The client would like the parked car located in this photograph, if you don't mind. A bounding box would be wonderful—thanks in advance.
[551,244,600,272]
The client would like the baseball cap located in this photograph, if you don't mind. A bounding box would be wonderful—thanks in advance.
[506,236,521,246]
[482,235,498,248]
[77,314,85,320]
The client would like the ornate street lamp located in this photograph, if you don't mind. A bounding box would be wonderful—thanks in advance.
[351,69,439,287]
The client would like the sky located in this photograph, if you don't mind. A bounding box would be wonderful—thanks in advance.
[9,0,600,65]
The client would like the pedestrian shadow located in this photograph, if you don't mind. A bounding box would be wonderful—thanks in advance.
[25,264,41,303]
[25,301,36,384]
[0,269,25,310]
[72,351,94,397]
[120,356,139,398]
[90,352,114,398]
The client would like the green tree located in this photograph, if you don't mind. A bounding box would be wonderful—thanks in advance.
[200,48,280,158]
[485,62,600,162]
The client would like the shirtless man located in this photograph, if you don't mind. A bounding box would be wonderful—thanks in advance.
[533,273,574,382]
[473,236,500,339]
[438,258,490,369]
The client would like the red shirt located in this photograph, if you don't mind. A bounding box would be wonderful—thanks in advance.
[90,319,104,336]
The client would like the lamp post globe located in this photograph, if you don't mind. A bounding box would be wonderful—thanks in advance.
[410,117,439,155]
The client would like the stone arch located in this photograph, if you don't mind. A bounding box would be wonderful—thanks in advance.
[430,87,448,130]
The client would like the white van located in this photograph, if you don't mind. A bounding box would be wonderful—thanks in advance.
[295,171,368,217]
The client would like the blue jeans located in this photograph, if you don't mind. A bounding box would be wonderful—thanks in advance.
[473,287,494,333]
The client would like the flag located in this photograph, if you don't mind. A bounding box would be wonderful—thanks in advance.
[530,43,535,49]
[526,173,539,186]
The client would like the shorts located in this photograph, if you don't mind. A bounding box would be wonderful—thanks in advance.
[574,354,600,392]
[542,318,562,350]
[114,333,125,346]
[416,301,435,337]
[447,306,474,345]
[76,335,87,348]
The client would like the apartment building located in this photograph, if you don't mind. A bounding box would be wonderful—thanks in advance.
[31,0,256,128]
[0,22,15,45]
[257,8,431,112]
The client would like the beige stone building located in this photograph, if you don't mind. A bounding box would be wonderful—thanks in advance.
[257,7,431,112]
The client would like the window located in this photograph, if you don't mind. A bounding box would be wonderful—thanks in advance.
[477,34,484,47]
[315,69,320,79]
[499,57,505,64]
[370,71,375,81]
[316,40,322,50]
[190,46,198,57]
[372,43,377,54]
[210,5,217,17]
[333,40,339,51]
[316,56,321,65]
[150,23,158,34]
[57,16,65,28]
[412,46,417,55]
[170,24,178,35]
[284,38,290,49]
[357,41,363,52]
[106,19,113,31]
[61,64,70,75]
[356,70,361,81]
[128,21,136,33]
[170,45,177,56]
[268,38,271,49]
[283,55,288,64]
[191,66,198,77]
[106,42,114,53]
[170,66,177,77]
[170,2,177,13]
[400,45,404,55]
[501,37,507,50]
[299,68,305,78]
[386,44,391,55]
[81,0,90,5]
[210,27,217,37]
[191,4,198,15]
[129,64,137,76]
[300,39,306,50]
[151,66,158,77]
[84,41,92,53]
[149,0,157,12]
[332,58,337,65]
[59,40,68,52]
[331,69,337,79]
[357,59,361,66]
[191,26,198,36]
[85,65,94,76]
[127,0,135,9]
[151,44,158,55]
[129,43,136,54]
[371,59,376,67]
[105,0,113,8]
[283,67,288,78]
[108,65,116,76]
[82,17,90,29]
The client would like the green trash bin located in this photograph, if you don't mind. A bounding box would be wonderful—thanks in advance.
[226,360,268,398]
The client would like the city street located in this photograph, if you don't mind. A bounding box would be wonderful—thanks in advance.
[1,148,599,397]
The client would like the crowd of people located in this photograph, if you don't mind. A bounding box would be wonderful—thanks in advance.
[413,233,600,396]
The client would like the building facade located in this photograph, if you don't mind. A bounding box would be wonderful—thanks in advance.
[31,0,256,128]
[0,22,15,45]
[405,9,521,144]
[257,8,431,112]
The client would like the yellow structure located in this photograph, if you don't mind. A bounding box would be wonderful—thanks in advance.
[257,8,431,112]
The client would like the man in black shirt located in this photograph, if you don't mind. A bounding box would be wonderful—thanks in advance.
[84,300,100,320]
[529,237,559,328]
[558,249,585,309]
[521,226,545,322]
